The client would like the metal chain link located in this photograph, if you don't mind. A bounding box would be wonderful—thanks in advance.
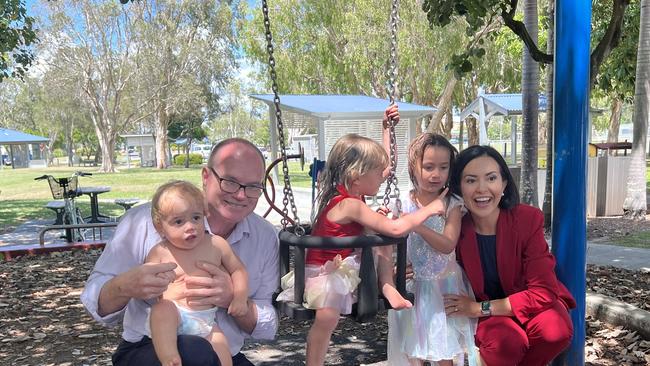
[382,0,402,217]
[261,0,302,234]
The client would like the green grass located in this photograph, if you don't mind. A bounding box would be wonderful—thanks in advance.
[0,162,311,230]
[269,161,313,188]
[612,231,650,249]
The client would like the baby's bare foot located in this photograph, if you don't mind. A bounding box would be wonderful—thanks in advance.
[382,284,412,310]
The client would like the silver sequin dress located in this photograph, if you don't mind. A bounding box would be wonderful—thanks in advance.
[387,193,479,365]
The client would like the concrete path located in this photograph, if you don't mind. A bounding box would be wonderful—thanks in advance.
[586,240,650,271]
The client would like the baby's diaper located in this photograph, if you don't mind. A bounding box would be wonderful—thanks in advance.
[146,302,217,338]
[176,305,218,338]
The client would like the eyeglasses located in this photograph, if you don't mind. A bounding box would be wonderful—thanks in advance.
[208,167,264,198]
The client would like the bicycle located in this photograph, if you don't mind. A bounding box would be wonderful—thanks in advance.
[35,171,92,242]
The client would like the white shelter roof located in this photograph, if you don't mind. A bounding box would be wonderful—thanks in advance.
[459,93,548,121]
[250,94,437,120]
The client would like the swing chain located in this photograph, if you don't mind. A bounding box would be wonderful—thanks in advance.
[382,0,402,216]
[261,0,302,234]
[383,118,401,215]
[387,0,399,105]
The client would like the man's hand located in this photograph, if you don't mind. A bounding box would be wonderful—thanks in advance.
[97,262,177,316]
[184,260,234,308]
[122,262,177,300]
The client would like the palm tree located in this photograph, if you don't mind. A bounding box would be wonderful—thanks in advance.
[542,0,554,227]
[623,0,650,219]
[521,0,540,207]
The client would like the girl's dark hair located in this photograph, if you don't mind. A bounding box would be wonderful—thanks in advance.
[449,145,520,209]
[407,133,458,193]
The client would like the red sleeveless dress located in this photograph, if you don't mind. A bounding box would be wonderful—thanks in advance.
[276,185,363,314]
[306,185,364,265]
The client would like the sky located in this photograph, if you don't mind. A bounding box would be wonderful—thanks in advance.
[22,0,263,89]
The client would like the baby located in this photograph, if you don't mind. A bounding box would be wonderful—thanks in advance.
[146,180,248,366]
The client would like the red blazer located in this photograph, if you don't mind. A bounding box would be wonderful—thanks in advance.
[456,204,576,325]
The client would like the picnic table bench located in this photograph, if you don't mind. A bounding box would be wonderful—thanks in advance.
[45,201,66,225]
[80,159,97,167]
[114,198,141,213]
[588,141,633,156]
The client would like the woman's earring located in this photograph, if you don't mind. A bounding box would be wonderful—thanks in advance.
[501,192,505,197]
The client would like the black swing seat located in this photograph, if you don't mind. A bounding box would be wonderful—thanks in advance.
[274,225,412,323]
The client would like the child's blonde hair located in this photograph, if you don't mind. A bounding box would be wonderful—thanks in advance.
[151,180,205,227]
[313,134,388,222]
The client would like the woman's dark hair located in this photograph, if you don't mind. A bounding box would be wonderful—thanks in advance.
[449,145,520,209]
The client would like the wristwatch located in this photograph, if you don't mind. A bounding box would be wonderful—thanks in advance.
[480,300,492,316]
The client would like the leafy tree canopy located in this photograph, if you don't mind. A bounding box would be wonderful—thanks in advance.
[168,111,207,143]
[423,0,633,85]
[593,0,639,101]
[0,0,38,82]
[422,0,537,76]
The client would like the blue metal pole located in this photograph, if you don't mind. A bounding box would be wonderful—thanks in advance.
[551,0,590,365]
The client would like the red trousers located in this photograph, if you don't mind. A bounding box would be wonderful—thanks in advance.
[475,301,573,366]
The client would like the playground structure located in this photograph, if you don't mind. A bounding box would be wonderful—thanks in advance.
[257,0,593,364]
[0,0,610,364]
[251,94,436,198]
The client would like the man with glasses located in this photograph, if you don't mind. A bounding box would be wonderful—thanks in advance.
[81,138,278,366]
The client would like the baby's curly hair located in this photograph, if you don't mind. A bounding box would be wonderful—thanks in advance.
[151,180,204,227]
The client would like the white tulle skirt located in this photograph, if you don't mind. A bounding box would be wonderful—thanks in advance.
[387,262,479,365]
[276,253,361,314]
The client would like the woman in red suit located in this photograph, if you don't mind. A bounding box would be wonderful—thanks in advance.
[444,145,576,366]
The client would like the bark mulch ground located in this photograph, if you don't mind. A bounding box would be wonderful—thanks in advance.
[0,215,649,365]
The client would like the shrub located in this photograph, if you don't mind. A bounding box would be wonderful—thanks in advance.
[53,148,66,158]
[173,153,204,166]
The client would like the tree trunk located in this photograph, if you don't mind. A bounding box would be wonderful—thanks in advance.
[606,98,623,143]
[443,108,454,138]
[459,118,465,151]
[521,0,540,207]
[467,117,479,146]
[94,145,101,165]
[542,0,554,228]
[47,131,58,166]
[185,137,192,168]
[427,75,458,133]
[97,128,115,173]
[89,109,117,173]
[155,107,170,169]
[66,127,73,167]
[623,0,650,219]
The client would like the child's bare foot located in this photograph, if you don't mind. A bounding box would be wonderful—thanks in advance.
[382,283,412,310]
[159,353,182,366]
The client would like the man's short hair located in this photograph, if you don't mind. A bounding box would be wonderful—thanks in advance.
[208,138,265,169]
